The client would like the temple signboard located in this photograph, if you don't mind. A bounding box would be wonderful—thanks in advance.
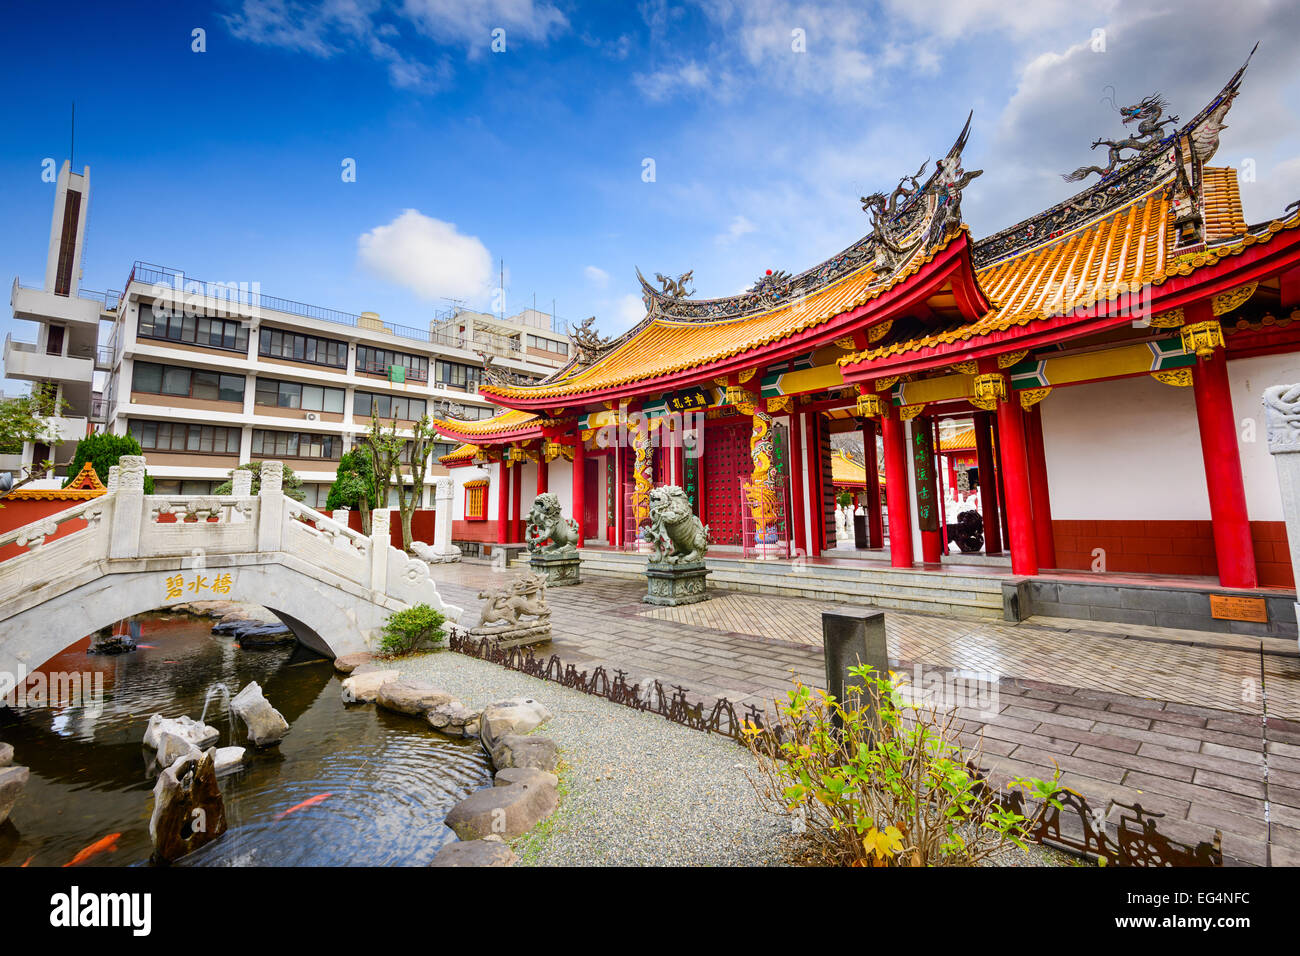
[912,423,939,533]
[1208,594,1267,623]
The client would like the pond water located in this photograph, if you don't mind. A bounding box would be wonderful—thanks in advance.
[0,615,491,867]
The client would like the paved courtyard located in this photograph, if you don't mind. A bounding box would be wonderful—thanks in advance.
[432,560,1300,866]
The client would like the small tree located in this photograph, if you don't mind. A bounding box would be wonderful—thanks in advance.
[377,603,446,657]
[364,413,438,551]
[63,432,155,494]
[0,384,69,500]
[214,461,306,501]
[325,444,378,534]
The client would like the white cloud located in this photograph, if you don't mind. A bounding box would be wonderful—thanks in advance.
[716,214,757,245]
[615,293,645,327]
[583,265,610,287]
[357,209,492,301]
[633,60,720,101]
[402,0,568,57]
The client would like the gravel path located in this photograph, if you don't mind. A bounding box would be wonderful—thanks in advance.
[391,648,790,866]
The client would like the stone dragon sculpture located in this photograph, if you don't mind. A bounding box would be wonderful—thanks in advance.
[524,492,580,555]
[655,270,695,299]
[1063,92,1179,183]
[641,485,710,565]
[569,315,614,366]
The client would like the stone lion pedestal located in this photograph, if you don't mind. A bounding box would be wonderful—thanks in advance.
[525,492,582,587]
[640,485,712,606]
[644,561,711,606]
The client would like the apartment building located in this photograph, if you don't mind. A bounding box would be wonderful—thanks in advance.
[5,161,570,508]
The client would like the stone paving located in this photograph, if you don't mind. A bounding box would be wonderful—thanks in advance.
[432,560,1300,866]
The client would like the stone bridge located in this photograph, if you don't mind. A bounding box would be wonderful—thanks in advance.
[0,456,462,675]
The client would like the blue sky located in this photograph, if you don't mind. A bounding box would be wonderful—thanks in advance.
[2,0,1298,372]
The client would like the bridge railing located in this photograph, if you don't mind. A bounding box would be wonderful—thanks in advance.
[0,457,461,621]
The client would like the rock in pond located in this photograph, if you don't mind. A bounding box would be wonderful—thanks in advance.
[149,748,228,864]
[479,696,553,751]
[143,714,219,768]
[427,702,482,739]
[0,741,12,767]
[0,763,30,826]
[444,773,558,840]
[230,682,290,747]
[340,669,401,703]
[213,747,247,776]
[376,680,457,717]
[489,734,560,773]
[333,652,373,674]
[428,839,519,867]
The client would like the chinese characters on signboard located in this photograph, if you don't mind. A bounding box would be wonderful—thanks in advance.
[912,423,940,533]
[164,573,233,600]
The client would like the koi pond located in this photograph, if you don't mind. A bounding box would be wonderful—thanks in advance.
[0,615,491,866]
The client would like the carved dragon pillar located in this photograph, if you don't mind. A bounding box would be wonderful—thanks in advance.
[629,407,652,540]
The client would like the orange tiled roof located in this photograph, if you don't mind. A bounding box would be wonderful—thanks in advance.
[939,425,976,452]
[438,443,479,464]
[8,462,107,501]
[840,182,1174,365]
[1202,166,1249,241]
[831,449,884,487]
[429,408,540,438]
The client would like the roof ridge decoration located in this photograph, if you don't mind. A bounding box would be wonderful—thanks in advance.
[632,112,982,325]
[973,44,1257,270]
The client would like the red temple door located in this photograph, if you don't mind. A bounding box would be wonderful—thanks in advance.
[583,458,600,537]
[703,421,746,546]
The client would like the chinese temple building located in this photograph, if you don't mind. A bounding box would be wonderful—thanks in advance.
[434,52,1300,627]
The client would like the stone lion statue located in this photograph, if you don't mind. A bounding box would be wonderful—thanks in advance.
[476,572,551,628]
[524,492,580,555]
[641,485,709,565]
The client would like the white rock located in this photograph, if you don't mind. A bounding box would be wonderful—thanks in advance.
[340,669,401,704]
[213,746,247,775]
[143,714,219,757]
[230,681,290,747]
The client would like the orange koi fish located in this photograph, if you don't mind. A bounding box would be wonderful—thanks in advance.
[62,832,121,867]
[274,793,332,821]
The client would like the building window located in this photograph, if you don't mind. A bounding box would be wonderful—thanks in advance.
[254,377,345,413]
[251,429,340,460]
[130,420,242,455]
[354,391,427,421]
[526,334,568,355]
[433,359,482,390]
[432,441,456,460]
[258,327,348,368]
[133,362,245,403]
[138,305,251,353]
[356,346,428,382]
[464,479,488,520]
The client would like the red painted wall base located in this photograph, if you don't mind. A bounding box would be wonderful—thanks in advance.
[1052,519,1294,588]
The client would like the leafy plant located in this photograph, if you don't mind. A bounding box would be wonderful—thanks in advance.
[326,444,379,534]
[0,384,69,499]
[836,490,852,507]
[743,666,1061,866]
[363,412,440,551]
[214,461,306,501]
[378,603,447,657]
[63,432,155,494]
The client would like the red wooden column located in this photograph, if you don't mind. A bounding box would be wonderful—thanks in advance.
[1191,331,1258,588]
[995,392,1038,576]
[973,411,1003,555]
[537,448,549,495]
[572,434,586,547]
[881,403,913,569]
[789,410,808,557]
[496,459,510,545]
[803,409,823,557]
[510,461,523,543]
[1023,405,1057,569]
[861,417,884,548]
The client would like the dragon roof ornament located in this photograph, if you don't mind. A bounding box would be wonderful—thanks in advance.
[635,112,982,324]
[973,44,1257,268]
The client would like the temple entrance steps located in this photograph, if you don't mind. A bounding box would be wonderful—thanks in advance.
[572,550,1008,621]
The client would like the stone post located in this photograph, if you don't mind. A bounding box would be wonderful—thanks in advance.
[108,455,145,559]
[821,609,888,715]
[370,507,390,592]
[256,461,285,552]
[431,477,461,560]
[332,507,350,525]
[231,469,254,497]
[106,465,120,496]
[1263,384,1300,642]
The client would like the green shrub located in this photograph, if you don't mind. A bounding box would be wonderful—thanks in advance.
[214,462,306,501]
[378,604,447,657]
[64,433,155,493]
[743,666,1061,866]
